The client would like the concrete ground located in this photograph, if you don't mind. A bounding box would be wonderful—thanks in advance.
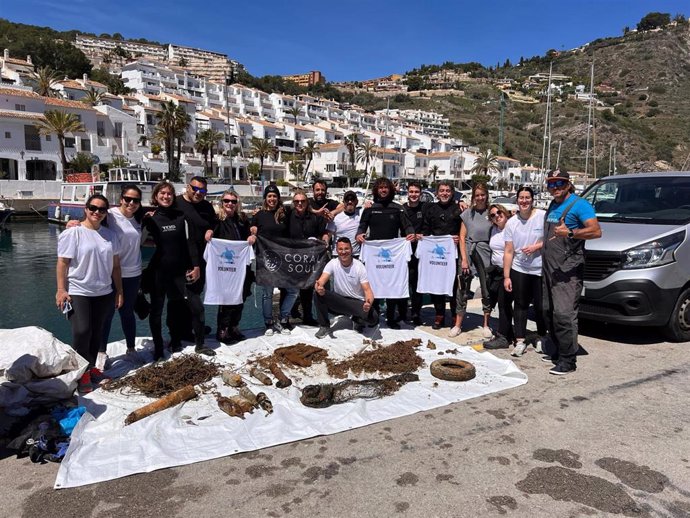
[1,303,689,518]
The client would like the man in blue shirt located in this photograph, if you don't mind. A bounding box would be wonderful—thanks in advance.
[542,170,601,375]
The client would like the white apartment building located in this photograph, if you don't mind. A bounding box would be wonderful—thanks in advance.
[383,109,450,138]
[0,50,35,87]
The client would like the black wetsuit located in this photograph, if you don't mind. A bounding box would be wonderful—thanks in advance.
[403,202,426,322]
[145,207,204,357]
[422,200,462,319]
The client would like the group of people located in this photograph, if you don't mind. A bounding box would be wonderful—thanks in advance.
[56,170,600,394]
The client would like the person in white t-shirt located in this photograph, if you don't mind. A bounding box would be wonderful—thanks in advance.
[503,186,547,357]
[332,190,361,257]
[313,237,377,338]
[56,194,123,394]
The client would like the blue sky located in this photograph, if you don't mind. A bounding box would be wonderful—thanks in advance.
[3,1,688,81]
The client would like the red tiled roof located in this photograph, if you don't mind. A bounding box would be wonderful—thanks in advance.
[0,109,45,121]
[0,87,40,98]
[45,98,96,111]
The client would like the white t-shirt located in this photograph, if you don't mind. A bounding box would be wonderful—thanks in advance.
[360,238,412,299]
[323,257,368,300]
[57,225,120,297]
[503,209,545,276]
[416,235,457,296]
[203,238,254,305]
[489,225,506,267]
[332,211,361,256]
[107,208,142,278]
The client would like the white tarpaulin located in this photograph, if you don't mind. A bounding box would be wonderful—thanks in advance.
[55,323,527,489]
[0,327,88,411]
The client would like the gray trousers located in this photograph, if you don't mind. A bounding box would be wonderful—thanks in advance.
[542,269,582,366]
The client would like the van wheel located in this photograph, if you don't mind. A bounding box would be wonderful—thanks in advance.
[663,287,690,342]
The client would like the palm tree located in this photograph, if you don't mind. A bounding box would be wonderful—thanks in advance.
[206,128,224,177]
[173,105,191,173]
[195,129,212,174]
[470,149,501,180]
[356,140,377,184]
[81,87,104,106]
[344,133,360,187]
[429,165,440,186]
[155,101,191,176]
[32,66,58,97]
[286,106,301,125]
[35,110,85,175]
[250,137,277,177]
[301,140,320,183]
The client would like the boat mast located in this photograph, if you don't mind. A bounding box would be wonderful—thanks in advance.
[584,62,594,181]
[540,62,553,181]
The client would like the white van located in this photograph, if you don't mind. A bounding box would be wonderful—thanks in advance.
[580,172,690,341]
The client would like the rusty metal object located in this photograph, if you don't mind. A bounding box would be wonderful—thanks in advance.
[269,363,292,388]
[250,367,272,386]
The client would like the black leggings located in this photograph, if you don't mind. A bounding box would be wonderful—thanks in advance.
[69,293,115,368]
[149,277,205,355]
[510,269,546,337]
[487,267,514,341]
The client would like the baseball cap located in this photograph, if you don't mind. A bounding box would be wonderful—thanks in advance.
[546,170,571,183]
[263,184,280,199]
[343,190,358,203]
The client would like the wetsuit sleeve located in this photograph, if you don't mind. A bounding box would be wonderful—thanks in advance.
[399,208,414,236]
[184,218,200,267]
[421,204,432,236]
[357,208,371,235]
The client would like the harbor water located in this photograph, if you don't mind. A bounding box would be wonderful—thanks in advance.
[0,221,264,345]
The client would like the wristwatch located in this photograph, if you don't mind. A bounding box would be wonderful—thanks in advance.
[567,229,574,238]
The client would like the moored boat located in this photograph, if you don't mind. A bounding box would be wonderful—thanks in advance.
[0,201,14,230]
[47,167,161,224]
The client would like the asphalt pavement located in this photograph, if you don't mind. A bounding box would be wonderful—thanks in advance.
[2,304,689,518]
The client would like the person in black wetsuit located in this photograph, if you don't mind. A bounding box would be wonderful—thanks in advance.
[205,189,256,344]
[174,176,217,340]
[356,177,415,329]
[250,184,299,336]
[421,181,462,329]
[144,181,215,360]
[286,189,329,326]
[403,182,426,325]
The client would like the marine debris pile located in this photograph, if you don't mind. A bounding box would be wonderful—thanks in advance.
[104,354,220,398]
[326,338,424,378]
[300,373,419,408]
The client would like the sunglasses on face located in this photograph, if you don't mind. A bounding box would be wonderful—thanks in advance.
[489,212,502,219]
[87,204,108,214]
[294,199,308,205]
[122,196,141,204]
[190,185,208,194]
[547,180,567,189]
[222,199,238,204]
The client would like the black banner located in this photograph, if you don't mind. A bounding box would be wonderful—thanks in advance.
[255,235,329,289]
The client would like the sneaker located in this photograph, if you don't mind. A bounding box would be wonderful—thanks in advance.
[511,341,527,357]
[351,317,365,333]
[229,329,246,342]
[195,345,216,356]
[275,320,291,335]
[264,323,275,337]
[77,371,93,394]
[432,316,444,330]
[549,363,576,375]
[315,326,331,339]
[482,327,493,339]
[95,351,108,371]
[387,320,401,330]
[541,355,558,363]
[448,326,462,338]
[483,336,510,349]
[534,338,543,354]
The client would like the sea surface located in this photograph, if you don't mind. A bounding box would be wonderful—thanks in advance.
[0,221,263,345]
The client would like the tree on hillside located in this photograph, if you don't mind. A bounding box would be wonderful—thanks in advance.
[155,101,190,177]
[344,133,361,188]
[469,149,500,178]
[286,106,301,125]
[356,140,377,183]
[429,165,439,186]
[637,12,671,31]
[301,140,320,183]
[195,128,224,175]
[90,68,132,95]
[32,40,92,78]
[81,87,105,106]
[35,110,85,175]
[31,66,59,97]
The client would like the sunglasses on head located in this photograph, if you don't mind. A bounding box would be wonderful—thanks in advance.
[122,196,141,204]
[547,180,567,188]
[222,198,238,204]
[190,185,208,194]
[87,204,108,214]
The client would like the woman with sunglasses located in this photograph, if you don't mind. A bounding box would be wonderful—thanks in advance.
[56,194,123,394]
[451,183,493,338]
[483,204,516,350]
[145,181,215,360]
[503,186,547,357]
[205,190,256,344]
[98,185,145,363]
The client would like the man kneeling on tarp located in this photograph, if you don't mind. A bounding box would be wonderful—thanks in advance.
[313,237,378,338]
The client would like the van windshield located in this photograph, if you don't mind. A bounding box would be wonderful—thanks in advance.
[582,176,690,225]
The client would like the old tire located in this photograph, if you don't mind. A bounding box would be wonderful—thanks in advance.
[663,287,690,342]
[430,359,476,382]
